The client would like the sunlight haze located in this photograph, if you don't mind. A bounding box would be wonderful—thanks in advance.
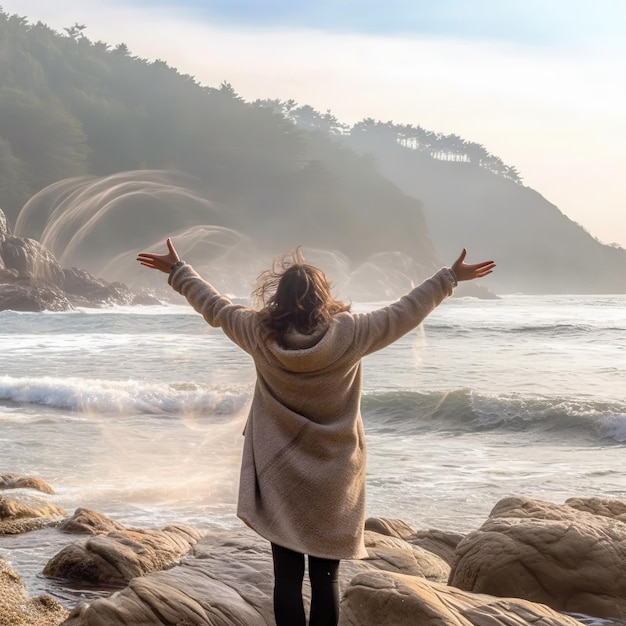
[4,0,625,247]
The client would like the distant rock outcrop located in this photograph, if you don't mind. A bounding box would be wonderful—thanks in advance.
[349,130,626,294]
[0,208,155,311]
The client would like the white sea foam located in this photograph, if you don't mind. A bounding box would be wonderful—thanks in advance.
[0,375,249,416]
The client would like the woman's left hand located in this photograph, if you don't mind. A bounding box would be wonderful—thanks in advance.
[451,249,496,281]
[137,238,180,273]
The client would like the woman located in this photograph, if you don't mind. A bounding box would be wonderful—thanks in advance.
[137,240,495,626]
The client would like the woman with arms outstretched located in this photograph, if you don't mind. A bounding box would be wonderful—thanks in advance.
[137,241,495,626]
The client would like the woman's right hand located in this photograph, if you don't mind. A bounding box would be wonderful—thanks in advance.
[136,238,181,273]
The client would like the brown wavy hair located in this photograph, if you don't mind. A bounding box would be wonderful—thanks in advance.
[253,247,350,343]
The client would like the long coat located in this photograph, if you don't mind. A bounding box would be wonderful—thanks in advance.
[169,264,457,559]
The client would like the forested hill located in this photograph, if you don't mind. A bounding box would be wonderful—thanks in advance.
[1,9,625,294]
[0,9,438,296]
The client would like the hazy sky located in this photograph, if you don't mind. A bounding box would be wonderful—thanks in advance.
[4,0,626,247]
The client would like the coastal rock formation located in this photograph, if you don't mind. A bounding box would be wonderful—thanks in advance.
[0,492,66,534]
[340,571,583,626]
[365,516,464,565]
[61,524,586,626]
[565,496,626,522]
[4,493,626,626]
[0,208,150,311]
[449,496,626,619]
[43,509,206,587]
[0,558,68,626]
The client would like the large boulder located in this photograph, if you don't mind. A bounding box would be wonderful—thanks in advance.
[0,209,137,310]
[449,496,626,619]
[359,530,450,581]
[43,509,205,587]
[365,516,464,566]
[565,496,626,522]
[0,236,64,285]
[61,267,134,306]
[340,571,583,626]
[0,282,72,312]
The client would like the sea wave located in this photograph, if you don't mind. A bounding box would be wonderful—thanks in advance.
[2,375,624,444]
[0,375,249,417]
[362,389,626,444]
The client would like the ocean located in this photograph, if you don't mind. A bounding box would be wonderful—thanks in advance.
[1,292,625,606]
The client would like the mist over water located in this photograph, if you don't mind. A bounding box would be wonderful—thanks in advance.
[13,171,440,300]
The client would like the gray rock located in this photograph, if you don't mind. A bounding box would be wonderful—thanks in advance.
[0,282,72,312]
[0,236,65,285]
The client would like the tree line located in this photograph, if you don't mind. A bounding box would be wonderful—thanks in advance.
[0,8,522,265]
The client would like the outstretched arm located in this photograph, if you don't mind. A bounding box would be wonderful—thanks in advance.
[451,248,495,282]
[136,239,258,353]
[355,249,495,356]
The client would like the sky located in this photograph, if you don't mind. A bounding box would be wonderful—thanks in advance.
[3,0,626,247]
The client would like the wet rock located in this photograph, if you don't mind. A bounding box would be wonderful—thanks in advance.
[61,267,134,306]
[0,558,69,626]
[0,208,11,238]
[131,291,163,305]
[58,508,127,535]
[44,510,205,587]
[0,474,56,495]
[0,282,72,312]
[449,496,626,619]
[0,236,65,285]
[0,209,139,311]
[0,493,65,535]
[340,571,583,626]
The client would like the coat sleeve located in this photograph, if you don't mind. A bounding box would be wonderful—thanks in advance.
[353,268,457,356]
[168,263,258,354]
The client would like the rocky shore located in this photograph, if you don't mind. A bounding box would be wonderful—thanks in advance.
[0,209,159,312]
[1,472,625,626]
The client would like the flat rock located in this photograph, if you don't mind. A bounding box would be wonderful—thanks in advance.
[61,523,455,626]
[340,571,584,626]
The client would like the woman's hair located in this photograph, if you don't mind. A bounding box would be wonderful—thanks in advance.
[253,247,350,343]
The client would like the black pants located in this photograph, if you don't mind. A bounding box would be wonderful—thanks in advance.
[271,543,340,626]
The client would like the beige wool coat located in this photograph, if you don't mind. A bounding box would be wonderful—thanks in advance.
[169,264,457,559]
